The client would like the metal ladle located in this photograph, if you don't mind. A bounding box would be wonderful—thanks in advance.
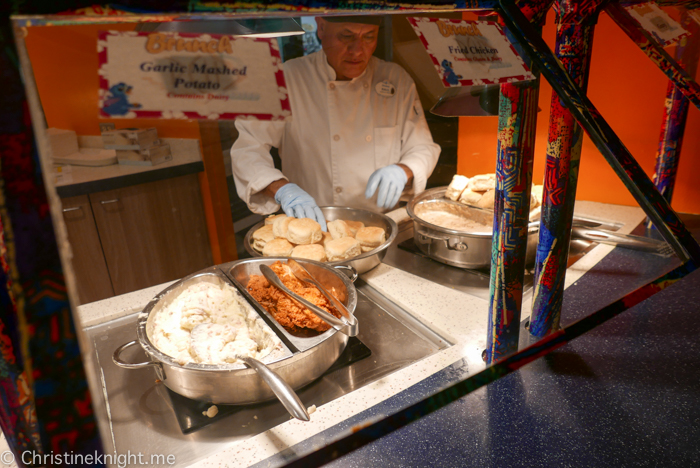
[233,354,309,422]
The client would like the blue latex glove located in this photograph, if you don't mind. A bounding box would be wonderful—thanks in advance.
[274,183,327,231]
[365,165,408,210]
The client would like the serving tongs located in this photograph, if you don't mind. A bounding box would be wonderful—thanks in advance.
[260,263,359,337]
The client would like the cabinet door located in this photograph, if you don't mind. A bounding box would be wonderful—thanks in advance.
[61,195,115,304]
[90,174,213,296]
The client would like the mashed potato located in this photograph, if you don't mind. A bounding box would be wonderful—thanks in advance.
[150,281,284,366]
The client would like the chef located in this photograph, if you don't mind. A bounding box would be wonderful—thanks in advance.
[230,15,441,230]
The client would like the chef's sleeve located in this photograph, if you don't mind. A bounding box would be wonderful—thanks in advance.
[397,81,441,197]
[230,119,287,215]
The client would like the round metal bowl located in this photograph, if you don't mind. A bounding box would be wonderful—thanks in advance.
[113,258,357,405]
[244,206,398,275]
[407,187,538,269]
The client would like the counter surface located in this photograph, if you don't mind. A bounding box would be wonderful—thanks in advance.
[74,201,646,468]
[56,137,203,198]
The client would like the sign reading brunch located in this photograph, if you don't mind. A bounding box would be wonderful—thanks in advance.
[407,18,534,87]
[98,31,290,120]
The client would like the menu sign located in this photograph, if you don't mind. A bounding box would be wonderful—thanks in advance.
[98,31,291,120]
[407,17,534,87]
[624,2,689,47]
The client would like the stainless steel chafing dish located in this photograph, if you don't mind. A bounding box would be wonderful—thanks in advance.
[113,258,357,405]
[407,187,538,269]
[244,206,398,275]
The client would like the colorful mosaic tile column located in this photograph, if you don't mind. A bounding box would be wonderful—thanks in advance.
[498,1,700,262]
[529,1,603,338]
[651,12,700,206]
[487,79,540,362]
[486,1,552,363]
[606,2,700,110]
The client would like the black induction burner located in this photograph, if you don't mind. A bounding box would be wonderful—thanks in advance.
[165,337,372,434]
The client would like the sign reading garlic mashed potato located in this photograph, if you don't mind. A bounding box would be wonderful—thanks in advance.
[98,31,290,120]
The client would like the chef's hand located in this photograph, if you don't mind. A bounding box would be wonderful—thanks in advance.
[274,183,327,231]
[365,164,409,210]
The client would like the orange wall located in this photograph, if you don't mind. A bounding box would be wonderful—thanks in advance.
[24,23,200,139]
[458,10,700,214]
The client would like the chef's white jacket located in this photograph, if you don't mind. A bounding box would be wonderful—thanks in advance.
[230,50,441,214]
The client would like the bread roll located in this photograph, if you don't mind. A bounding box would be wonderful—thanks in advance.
[272,216,294,238]
[355,226,386,253]
[531,184,543,206]
[262,238,294,257]
[458,188,482,206]
[344,220,365,237]
[328,219,353,240]
[468,173,496,192]
[265,214,287,226]
[530,192,540,210]
[251,225,275,252]
[445,175,470,201]
[286,218,322,245]
[477,189,496,210]
[319,231,333,247]
[291,244,327,262]
[325,237,361,262]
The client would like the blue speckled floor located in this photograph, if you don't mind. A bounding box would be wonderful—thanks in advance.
[257,216,700,468]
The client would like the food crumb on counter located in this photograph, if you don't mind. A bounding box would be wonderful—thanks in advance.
[202,405,219,418]
[254,415,258,419]
[307,405,317,415]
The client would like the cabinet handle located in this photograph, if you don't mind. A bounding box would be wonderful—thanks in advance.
[62,206,82,213]
[100,198,120,205]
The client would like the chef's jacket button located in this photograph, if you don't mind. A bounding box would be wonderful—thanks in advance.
[329,83,336,90]
[366,135,372,142]
[336,187,343,193]
[333,134,340,141]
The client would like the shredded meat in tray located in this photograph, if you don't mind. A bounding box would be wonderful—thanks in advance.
[247,261,342,333]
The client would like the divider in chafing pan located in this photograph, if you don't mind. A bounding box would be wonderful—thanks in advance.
[218,257,357,354]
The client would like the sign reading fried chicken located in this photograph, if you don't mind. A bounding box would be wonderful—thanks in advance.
[98,31,290,120]
[407,18,534,87]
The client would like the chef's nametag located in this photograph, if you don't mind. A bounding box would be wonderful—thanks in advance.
[376,81,396,97]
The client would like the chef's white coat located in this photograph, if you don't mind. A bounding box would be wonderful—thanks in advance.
[230,50,441,214]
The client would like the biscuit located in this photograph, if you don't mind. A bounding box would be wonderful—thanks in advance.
[328,219,354,240]
[265,214,287,226]
[458,188,482,206]
[325,237,361,262]
[468,173,496,192]
[262,238,294,257]
[291,244,327,262]
[344,220,365,237]
[251,225,275,252]
[445,175,470,201]
[272,216,294,239]
[286,218,323,245]
[476,189,496,210]
[355,226,386,253]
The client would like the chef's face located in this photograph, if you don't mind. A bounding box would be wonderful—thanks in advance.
[316,18,379,81]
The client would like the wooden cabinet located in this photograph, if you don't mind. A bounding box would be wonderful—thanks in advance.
[63,174,213,303]
[62,195,115,304]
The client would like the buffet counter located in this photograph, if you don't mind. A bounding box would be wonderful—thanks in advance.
[76,201,646,468]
